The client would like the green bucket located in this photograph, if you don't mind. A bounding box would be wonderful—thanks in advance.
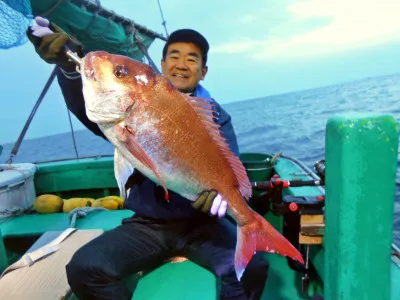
[239,153,275,182]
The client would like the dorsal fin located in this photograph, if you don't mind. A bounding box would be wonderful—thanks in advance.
[185,95,252,200]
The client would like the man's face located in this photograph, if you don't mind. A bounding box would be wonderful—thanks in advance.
[161,42,208,93]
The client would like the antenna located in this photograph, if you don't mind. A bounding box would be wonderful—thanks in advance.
[156,0,169,37]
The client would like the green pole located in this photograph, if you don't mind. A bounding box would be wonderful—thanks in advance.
[324,113,398,300]
[0,229,7,273]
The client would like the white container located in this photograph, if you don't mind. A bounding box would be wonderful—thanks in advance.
[0,163,37,211]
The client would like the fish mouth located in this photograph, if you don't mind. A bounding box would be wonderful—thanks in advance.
[82,55,96,80]
[82,51,110,81]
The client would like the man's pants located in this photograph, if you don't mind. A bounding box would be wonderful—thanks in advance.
[66,215,270,300]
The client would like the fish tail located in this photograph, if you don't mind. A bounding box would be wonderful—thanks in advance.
[235,212,304,280]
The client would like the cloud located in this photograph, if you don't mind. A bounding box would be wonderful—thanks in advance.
[212,0,400,60]
[211,38,263,54]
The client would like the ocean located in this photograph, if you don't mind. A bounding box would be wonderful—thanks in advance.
[1,73,399,247]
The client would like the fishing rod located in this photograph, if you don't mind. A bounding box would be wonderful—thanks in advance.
[252,177,323,190]
[252,159,326,191]
[250,159,326,215]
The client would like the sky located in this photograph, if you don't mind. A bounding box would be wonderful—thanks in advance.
[1,0,400,144]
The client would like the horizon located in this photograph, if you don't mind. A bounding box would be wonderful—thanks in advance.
[1,70,398,146]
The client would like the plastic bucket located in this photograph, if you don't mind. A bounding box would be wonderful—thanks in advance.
[239,153,274,182]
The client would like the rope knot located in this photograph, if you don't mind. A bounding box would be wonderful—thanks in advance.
[69,207,107,228]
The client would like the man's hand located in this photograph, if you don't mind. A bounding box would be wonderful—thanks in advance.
[26,16,83,71]
[192,190,227,218]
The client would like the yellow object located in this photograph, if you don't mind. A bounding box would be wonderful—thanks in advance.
[62,198,94,213]
[33,194,64,214]
[92,197,120,210]
[33,194,124,213]
[104,195,124,207]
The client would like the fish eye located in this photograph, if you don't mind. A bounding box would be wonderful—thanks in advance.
[114,65,128,78]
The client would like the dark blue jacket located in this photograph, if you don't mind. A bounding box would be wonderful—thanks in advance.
[57,68,240,220]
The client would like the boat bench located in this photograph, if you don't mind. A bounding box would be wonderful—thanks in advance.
[0,210,217,299]
[0,210,133,274]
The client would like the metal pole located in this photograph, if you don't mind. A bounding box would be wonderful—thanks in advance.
[6,66,58,163]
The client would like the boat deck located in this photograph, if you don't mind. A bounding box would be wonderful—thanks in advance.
[1,210,307,300]
[1,152,398,299]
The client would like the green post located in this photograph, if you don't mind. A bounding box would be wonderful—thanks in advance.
[324,113,399,300]
[0,229,7,273]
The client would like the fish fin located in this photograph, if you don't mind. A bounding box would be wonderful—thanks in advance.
[235,212,304,280]
[122,125,170,201]
[114,148,135,200]
[186,95,252,200]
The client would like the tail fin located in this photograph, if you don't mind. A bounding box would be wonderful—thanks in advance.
[235,212,304,280]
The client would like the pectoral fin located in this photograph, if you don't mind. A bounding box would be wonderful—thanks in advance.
[114,148,135,200]
[121,124,170,201]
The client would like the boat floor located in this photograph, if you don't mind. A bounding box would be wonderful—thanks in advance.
[131,254,304,300]
[62,249,304,300]
[1,210,308,300]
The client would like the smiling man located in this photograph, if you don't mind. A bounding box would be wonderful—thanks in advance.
[27,22,270,299]
[161,29,208,93]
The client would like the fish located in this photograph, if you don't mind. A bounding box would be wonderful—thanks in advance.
[80,50,304,280]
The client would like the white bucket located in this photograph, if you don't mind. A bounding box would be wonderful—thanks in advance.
[0,163,37,211]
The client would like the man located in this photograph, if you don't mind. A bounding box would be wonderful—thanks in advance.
[27,18,269,300]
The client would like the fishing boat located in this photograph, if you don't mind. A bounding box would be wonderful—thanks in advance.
[0,1,399,299]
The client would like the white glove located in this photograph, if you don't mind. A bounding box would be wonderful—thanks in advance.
[210,194,228,218]
[30,16,53,38]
